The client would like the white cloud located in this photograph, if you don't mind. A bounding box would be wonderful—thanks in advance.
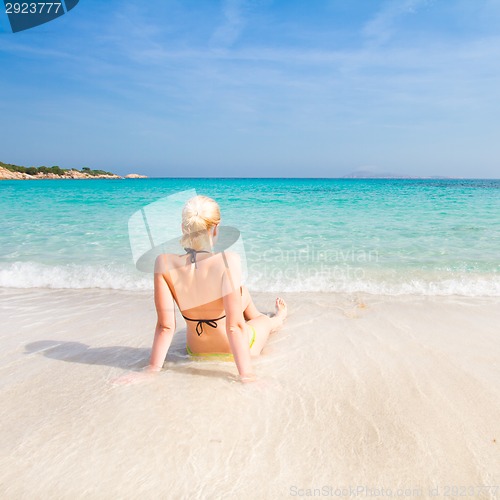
[363,0,432,45]
[210,0,246,48]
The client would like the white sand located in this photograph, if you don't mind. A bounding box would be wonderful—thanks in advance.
[0,288,499,499]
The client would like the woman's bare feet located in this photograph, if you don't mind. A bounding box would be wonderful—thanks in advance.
[270,297,287,332]
[275,297,287,318]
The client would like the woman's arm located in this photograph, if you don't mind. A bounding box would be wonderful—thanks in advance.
[222,254,255,382]
[110,255,176,385]
[147,254,176,371]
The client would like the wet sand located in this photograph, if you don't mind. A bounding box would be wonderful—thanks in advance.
[0,288,499,499]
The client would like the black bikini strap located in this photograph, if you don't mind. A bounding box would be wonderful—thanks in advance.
[183,247,210,269]
[182,315,226,336]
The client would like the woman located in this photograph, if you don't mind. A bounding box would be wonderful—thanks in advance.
[139,195,287,384]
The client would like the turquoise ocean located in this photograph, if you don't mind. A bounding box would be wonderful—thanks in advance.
[1,178,499,296]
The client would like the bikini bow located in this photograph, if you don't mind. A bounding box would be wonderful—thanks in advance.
[194,319,219,336]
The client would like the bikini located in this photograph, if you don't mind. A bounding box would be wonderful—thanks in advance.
[182,248,256,359]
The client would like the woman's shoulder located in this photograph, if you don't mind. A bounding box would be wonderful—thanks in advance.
[220,250,240,263]
[154,253,179,273]
[219,250,242,270]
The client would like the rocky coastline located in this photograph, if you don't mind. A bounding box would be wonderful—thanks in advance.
[0,164,147,180]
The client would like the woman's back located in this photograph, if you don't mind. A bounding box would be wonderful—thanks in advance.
[158,250,242,353]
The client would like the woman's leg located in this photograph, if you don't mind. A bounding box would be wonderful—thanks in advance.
[248,297,287,356]
[241,285,262,320]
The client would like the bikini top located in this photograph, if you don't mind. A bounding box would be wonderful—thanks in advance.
[182,313,226,336]
[181,247,227,336]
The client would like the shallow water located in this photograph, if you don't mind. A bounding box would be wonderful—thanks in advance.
[1,178,499,295]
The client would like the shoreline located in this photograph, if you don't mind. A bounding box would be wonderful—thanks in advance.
[1,287,499,497]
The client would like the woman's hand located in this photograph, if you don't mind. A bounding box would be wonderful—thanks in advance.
[110,365,161,386]
[236,374,283,391]
[239,373,257,384]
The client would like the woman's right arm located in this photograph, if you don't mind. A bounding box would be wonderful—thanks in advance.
[223,287,255,382]
[222,253,255,382]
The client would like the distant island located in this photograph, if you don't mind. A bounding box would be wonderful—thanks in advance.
[0,161,147,180]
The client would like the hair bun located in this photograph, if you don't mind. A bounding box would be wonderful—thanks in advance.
[180,195,221,251]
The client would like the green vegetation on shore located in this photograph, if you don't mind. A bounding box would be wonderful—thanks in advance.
[0,161,115,177]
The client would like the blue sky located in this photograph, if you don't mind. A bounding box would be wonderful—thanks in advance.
[1,0,500,178]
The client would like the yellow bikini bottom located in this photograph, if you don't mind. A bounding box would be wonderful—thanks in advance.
[186,324,257,361]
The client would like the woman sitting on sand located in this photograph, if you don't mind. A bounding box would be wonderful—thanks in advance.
[143,195,287,383]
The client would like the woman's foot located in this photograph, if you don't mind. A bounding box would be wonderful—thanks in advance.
[275,297,287,319]
[270,297,287,332]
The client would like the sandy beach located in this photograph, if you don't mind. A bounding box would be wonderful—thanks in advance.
[0,287,499,499]
[2,0,500,496]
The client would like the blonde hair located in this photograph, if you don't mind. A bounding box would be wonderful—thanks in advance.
[180,195,221,250]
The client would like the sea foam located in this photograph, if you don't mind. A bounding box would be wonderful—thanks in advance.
[1,261,499,297]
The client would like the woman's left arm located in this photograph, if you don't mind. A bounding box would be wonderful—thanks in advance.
[110,255,175,384]
[147,254,176,371]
